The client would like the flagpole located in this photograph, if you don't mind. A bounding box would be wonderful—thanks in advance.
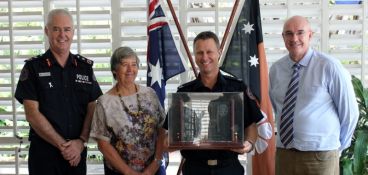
[166,0,198,78]
[220,0,240,51]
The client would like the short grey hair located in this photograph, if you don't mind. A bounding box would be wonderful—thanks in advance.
[110,46,140,80]
[46,9,74,28]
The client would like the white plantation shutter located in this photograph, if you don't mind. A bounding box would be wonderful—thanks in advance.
[118,0,148,85]
[260,0,367,81]
[0,0,367,174]
[0,1,44,174]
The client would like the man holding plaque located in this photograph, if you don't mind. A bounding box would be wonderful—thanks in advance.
[165,31,263,175]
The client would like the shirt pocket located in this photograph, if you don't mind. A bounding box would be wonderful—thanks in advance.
[38,76,57,90]
[299,86,330,107]
[37,77,59,107]
[302,86,328,97]
[74,83,91,104]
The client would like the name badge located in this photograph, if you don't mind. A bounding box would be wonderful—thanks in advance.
[38,72,51,77]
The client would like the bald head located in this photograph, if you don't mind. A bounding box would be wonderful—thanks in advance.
[283,16,311,33]
[282,16,313,62]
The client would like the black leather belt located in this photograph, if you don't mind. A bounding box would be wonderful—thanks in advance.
[186,158,238,167]
[288,148,302,152]
[278,147,302,152]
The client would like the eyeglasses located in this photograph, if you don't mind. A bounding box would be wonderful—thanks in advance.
[282,30,306,38]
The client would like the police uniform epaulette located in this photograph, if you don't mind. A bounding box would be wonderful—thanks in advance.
[74,54,94,65]
[177,80,197,89]
[223,74,243,82]
[25,55,43,62]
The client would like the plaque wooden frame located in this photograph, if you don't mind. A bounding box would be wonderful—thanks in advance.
[168,92,244,149]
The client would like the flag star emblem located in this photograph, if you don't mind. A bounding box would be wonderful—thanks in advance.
[249,54,259,67]
[148,58,163,87]
[242,22,254,34]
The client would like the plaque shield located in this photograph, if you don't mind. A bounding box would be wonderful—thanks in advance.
[168,92,244,149]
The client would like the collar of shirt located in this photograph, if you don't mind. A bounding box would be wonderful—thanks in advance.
[286,48,314,69]
[192,71,227,91]
[44,49,75,68]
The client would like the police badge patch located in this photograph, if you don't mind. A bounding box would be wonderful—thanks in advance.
[19,68,29,81]
[75,74,92,84]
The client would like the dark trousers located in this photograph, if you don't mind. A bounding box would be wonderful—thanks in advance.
[182,158,244,175]
[28,138,87,175]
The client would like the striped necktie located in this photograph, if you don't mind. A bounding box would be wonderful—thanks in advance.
[279,63,302,147]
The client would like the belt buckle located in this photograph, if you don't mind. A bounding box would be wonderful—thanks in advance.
[207,159,218,166]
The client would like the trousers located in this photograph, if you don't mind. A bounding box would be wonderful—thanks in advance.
[28,138,87,175]
[182,158,244,175]
[276,148,339,175]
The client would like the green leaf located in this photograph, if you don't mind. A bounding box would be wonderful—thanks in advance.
[342,76,368,175]
[353,130,368,174]
[352,76,368,129]
[352,76,364,104]
[0,120,5,126]
[341,158,353,175]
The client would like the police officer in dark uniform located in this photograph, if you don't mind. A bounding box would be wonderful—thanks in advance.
[164,31,263,175]
[14,9,102,175]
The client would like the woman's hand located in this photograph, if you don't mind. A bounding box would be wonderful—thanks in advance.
[142,160,161,175]
[124,168,142,175]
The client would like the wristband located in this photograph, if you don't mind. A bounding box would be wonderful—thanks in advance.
[78,137,88,147]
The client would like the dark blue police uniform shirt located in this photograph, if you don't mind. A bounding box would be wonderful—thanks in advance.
[164,72,263,160]
[15,49,102,141]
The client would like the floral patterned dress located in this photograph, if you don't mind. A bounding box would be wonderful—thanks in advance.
[90,85,165,173]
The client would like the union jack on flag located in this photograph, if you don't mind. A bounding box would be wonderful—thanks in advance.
[147,0,186,106]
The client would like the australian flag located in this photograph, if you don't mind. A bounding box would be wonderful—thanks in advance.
[147,0,186,106]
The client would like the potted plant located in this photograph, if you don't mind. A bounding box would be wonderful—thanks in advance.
[340,76,368,175]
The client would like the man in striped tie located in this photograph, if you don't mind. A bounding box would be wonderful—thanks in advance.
[269,16,359,175]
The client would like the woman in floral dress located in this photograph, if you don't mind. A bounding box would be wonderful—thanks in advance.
[90,47,166,175]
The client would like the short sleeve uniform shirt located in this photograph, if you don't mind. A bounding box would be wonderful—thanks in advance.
[15,49,102,141]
